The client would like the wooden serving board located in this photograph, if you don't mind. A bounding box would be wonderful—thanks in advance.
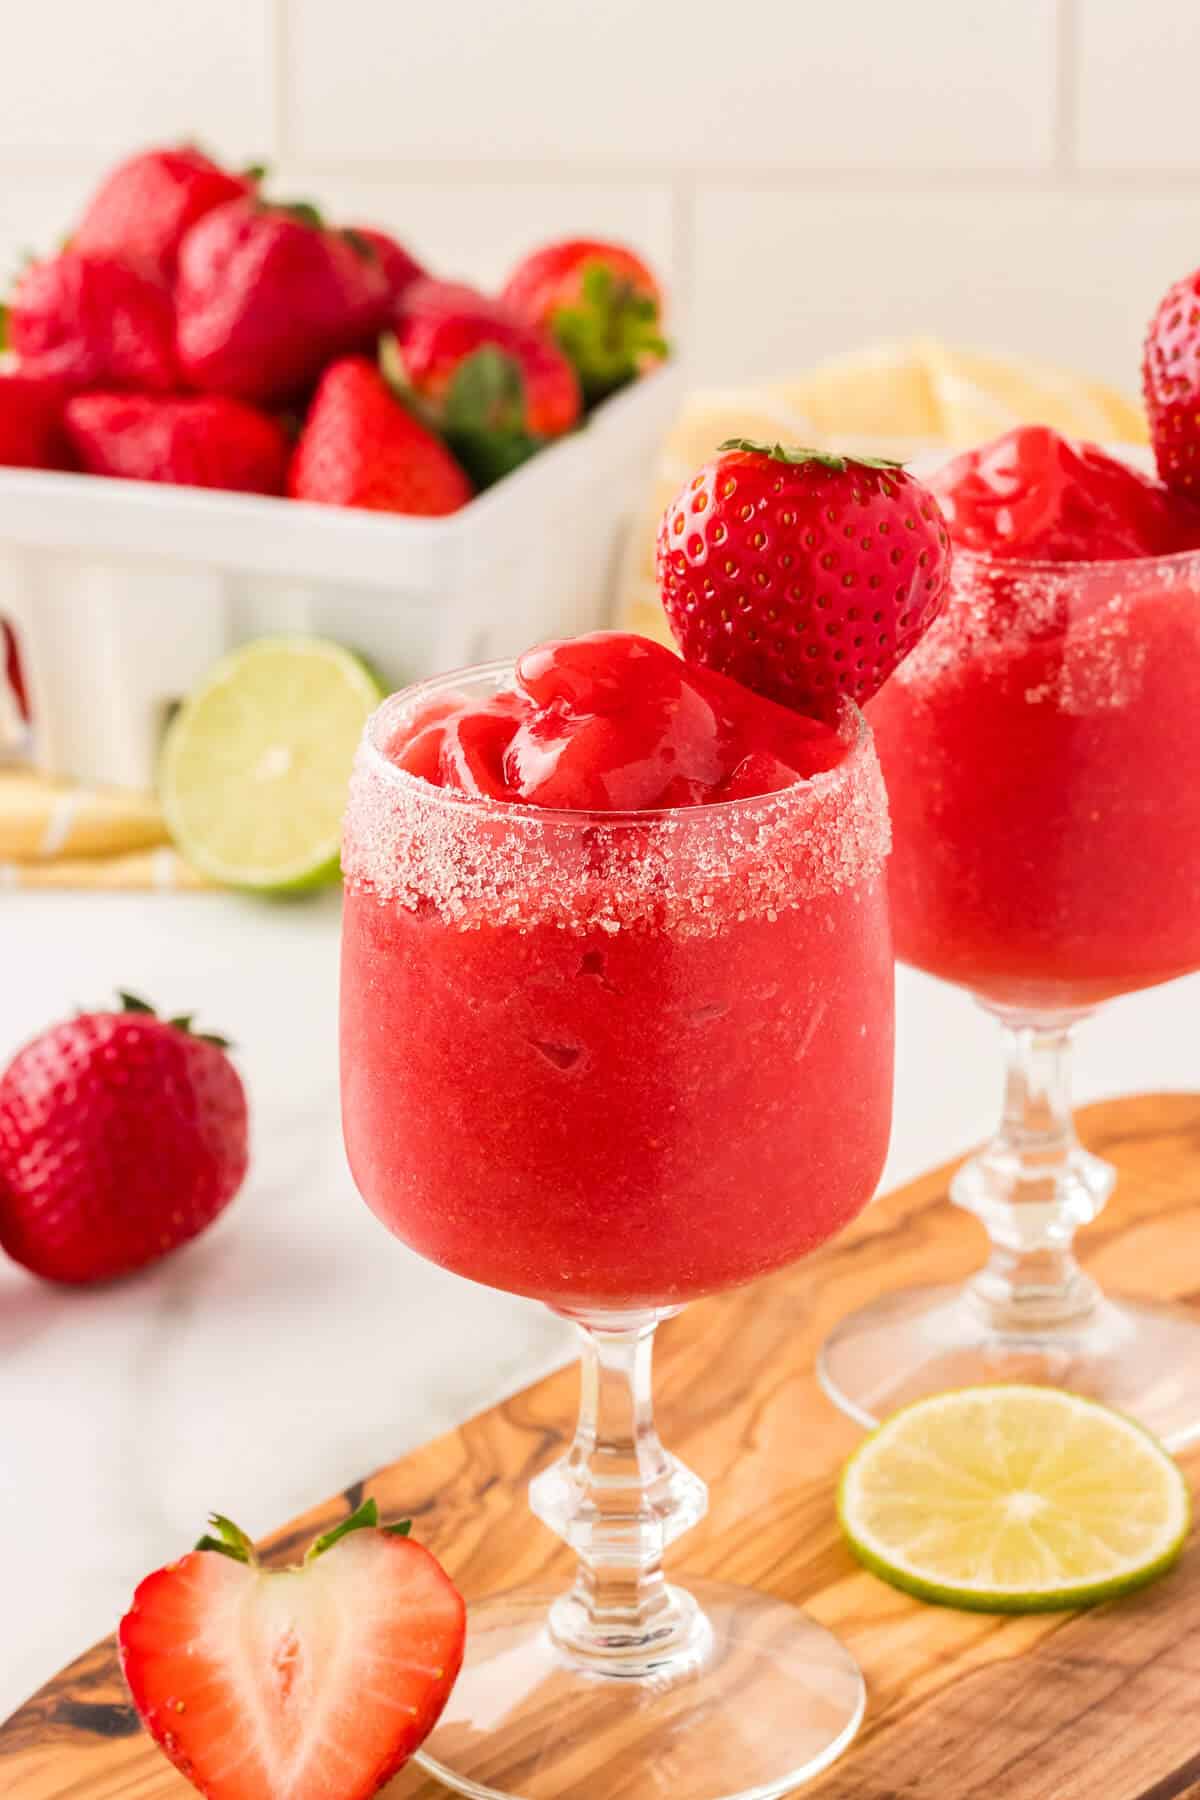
[4,1091,1200,1800]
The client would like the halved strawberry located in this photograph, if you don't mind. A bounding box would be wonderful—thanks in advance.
[119,1500,465,1800]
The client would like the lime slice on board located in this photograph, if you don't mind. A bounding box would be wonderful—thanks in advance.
[839,1385,1190,1613]
[160,636,384,893]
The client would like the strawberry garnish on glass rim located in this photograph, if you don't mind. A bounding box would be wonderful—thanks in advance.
[119,1497,466,1800]
[657,438,952,718]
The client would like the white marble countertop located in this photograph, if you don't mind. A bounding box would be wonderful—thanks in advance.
[2,887,1197,1722]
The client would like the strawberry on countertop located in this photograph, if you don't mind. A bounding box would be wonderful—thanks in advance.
[289,356,472,516]
[120,1499,465,1800]
[501,237,667,403]
[658,440,952,717]
[8,250,177,391]
[72,144,259,282]
[66,392,290,495]
[0,992,249,1285]
[0,369,74,469]
[390,276,581,484]
[175,197,391,405]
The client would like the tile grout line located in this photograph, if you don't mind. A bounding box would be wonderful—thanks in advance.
[1055,0,1079,177]
[8,153,1200,192]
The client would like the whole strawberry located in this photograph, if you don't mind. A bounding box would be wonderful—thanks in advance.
[391,277,581,483]
[501,237,667,402]
[289,356,472,516]
[347,224,425,306]
[66,392,290,495]
[175,197,391,404]
[1143,268,1200,496]
[9,250,177,391]
[0,369,73,469]
[121,1501,464,1800]
[658,441,952,717]
[72,144,258,282]
[0,993,249,1285]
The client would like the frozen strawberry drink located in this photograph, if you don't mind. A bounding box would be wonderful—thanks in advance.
[820,424,1200,1451]
[339,626,894,1800]
[341,632,892,1310]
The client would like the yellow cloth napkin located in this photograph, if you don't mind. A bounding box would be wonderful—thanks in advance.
[617,339,1148,644]
[0,770,207,889]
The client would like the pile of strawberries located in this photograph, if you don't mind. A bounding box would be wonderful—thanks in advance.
[0,144,667,515]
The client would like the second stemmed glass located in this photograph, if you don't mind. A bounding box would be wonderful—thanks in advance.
[819,543,1200,1449]
[340,665,894,1800]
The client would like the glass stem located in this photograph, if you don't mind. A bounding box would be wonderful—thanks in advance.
[530,1308,709,1674]
[951,1010,1115,1329]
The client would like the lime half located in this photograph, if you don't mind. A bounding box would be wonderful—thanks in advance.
[839,1385,1190,1613]
[160,636,384,892]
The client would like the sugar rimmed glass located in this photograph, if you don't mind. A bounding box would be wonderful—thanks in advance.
[340,662,895,1800]
[819,543,1200,1448]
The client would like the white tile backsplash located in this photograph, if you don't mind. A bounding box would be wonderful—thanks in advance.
[689,182,1192,390]
[287,0,1057,172]
[0,0,1193,402]
[1076,0,1200,170]
[0,0,272,160]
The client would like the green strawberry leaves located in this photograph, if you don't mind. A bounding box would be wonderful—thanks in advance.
[442,347,542,487]
[194,1500,414,1569]
[719,439,906,473]
[195,1513,258,1565]
[552,261,668,405]
[255,198,325,231]
[117,991,155,1016]
[308,1498,412,1559]
[114,991,232,1050]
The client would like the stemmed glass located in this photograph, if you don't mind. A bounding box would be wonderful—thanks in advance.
[819,544,1200,1449]
[340,663,894,1800]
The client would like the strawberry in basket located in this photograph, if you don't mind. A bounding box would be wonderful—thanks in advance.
[175,197,392,404]
[8,250,178,391]
[502,237,667,403]
[386,277,581,484]
[72,143,260,282]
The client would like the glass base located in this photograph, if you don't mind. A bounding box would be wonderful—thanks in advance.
[818,1282,1200,1451]
[416,1579,865,1799]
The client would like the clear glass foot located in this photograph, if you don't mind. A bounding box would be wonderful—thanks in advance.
[417,1580,865,1800]
[818,1282,1200,1449]
[819,1008,1200,1450]
[420,1307,864,1798]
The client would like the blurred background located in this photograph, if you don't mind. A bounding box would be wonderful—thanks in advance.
[0,0,1194,389]
[3,0,1200,1738]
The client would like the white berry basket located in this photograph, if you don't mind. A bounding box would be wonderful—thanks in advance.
[0,362,682,790]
